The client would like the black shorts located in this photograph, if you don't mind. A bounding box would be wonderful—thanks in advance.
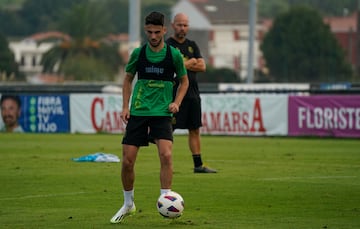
[172,97,202,130]
[122,116,173,146]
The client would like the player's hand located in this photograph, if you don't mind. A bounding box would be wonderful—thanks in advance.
[121,108,130,124]
[168,102,179,114]
[185,58,197,69]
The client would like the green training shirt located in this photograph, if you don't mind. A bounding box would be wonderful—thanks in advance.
[125,43,187,116]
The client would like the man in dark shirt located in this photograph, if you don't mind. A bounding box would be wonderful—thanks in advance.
[167,13,217,173]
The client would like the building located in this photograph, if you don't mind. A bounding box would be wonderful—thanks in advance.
[8,32,70,82]
[9,39,53,80]
[324,12,357,69]
[8,32,128,83]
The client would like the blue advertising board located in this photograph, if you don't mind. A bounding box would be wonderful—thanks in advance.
[20,95,70,133]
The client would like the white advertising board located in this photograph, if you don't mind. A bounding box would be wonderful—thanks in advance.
[200,94,288,135]
[70,94,124,133]
[69,93,288,135]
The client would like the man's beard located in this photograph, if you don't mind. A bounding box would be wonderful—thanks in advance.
[150,37,162,47]
[176,32,186,39]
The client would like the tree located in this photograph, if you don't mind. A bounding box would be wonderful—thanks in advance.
[197,67,240,83]
[143,2,173,21]
[0,33,24,81]
[19,0,88,34]
[40,2,122,81]
[0,9,29,36]
[261,6,353,83]
[259,0,358,18]
[104,0,128,34]
[287,0,358,16]
[258,0,289,18]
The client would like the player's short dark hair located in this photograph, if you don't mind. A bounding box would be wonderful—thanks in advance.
[145,11,164,26]
[0,94,21,107]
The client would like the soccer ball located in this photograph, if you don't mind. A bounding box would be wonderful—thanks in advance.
[157,191,184,218]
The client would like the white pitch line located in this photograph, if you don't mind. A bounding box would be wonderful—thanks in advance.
[0,191,93,201]
[260,175,357,181]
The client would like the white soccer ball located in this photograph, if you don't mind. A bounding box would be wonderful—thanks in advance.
[156,191,184,218]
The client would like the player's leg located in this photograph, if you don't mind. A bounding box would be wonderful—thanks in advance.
[110,144,138,224]
[110,116,148,223]
[189,99,217,173]
[150,116,174,194]
[156,139,173,191]
[121,144,139,191]
[189,128,201,155]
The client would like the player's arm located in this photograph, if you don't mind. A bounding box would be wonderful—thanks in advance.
[170,74,189,113]
[169,46,189,113]
[184,42,206,72]
[121,72,135,123]
[121,48,140,122]
[185,57,206,72]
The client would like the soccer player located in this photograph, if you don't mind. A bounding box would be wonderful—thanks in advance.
[167,13,217,173]
[110,11,189,223]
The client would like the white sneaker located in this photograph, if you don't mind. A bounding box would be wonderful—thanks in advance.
[110,204,136,223]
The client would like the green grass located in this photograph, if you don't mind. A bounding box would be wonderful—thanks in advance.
[0,134,359,229]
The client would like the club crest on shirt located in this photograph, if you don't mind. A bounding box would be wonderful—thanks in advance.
[188,46,194,54]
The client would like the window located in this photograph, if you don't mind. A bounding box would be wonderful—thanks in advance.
[233,30,240,41]
[20,55,25,66]
[209,30,215,41]
[32,56,37,66]
[208,56,214,66]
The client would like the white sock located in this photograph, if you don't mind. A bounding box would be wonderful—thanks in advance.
[123,189,134,206]
[160,189,171,195]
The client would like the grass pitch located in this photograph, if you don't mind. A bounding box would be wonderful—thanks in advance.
[0,134,359,228]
